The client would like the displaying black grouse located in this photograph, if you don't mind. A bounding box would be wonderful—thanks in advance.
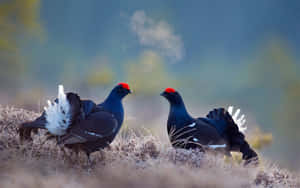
[19,83,131,161]
[160,88,258,163]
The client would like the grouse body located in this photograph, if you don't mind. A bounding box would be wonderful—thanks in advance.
[160,88,258,163]
[19,83,131,159]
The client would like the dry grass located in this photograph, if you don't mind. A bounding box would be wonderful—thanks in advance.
[0,106,299,188]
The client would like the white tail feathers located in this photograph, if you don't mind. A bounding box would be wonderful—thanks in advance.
[228,106,247,133]
[44,85,71,135]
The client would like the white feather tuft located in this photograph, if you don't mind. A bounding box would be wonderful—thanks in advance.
[227,106,247,133]
[188,122,196,127]
[44,85,71,135]
[207,144,227,149]
[192,137,227,149]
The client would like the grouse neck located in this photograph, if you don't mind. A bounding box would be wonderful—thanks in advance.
[169,101,193,124]
[102,91,124,125]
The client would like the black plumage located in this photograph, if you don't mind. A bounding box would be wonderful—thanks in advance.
[19,83,131,161]
[161,88,258,163]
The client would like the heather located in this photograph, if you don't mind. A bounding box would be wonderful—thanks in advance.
[0,106,298,188]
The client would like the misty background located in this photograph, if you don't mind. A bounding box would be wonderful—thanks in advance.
[1,0,300,170]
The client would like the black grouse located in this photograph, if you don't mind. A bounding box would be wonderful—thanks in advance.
[160,87,258,163]
[19,83,131,161]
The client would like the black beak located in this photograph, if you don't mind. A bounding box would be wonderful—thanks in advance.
[160,92,165,97]
[128,89,132,94]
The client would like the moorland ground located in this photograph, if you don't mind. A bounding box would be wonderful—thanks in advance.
[0,106,299,188]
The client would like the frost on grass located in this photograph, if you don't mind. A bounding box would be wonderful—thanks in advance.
[0,106,299,188]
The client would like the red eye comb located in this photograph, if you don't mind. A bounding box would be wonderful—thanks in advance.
[165,88,176,93]
[118,82,130,90]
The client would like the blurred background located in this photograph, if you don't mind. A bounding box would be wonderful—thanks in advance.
[1,0,300,170]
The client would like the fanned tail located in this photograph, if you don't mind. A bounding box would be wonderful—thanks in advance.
[206,107,258,163]
[227,106,247,133]
[44,85,71,136]
[226,106,258,163]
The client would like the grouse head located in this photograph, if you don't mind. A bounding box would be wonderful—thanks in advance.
[160,88,184,105]
[110,82,131,99]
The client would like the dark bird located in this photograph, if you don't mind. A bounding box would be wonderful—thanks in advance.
[19,83,131,162]
[160,88,258,164]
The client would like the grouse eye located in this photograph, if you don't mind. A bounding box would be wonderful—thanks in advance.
[117,87,124,92]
